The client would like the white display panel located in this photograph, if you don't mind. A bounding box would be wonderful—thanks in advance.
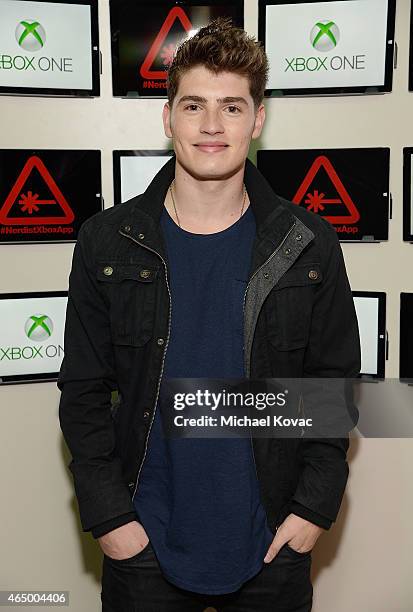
[353,295,379,375]
[264,0,390,91]
[0,0,93,90]
[115,152,173,203]
[0,294,67,382]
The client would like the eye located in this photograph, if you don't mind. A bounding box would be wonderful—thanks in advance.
[226,105,241,114]
[184,104,200,111]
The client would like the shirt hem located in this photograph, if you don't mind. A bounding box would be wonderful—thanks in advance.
[161,559,264,595]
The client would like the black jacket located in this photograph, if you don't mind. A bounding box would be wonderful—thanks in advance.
[57,156,361,539]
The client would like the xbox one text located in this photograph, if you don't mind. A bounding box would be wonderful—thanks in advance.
[0,54,73,72]
[285,54,366,72]
[0,344,64,360]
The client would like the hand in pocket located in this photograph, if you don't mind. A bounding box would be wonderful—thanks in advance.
[98,520,150,561]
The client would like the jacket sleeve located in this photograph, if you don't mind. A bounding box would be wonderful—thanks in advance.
[289,217,361,530]
[57,218,138,537]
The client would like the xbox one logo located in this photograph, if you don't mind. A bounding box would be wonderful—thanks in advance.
[16,20,46,52]
[310,21,340,53]
[25,314,53,342]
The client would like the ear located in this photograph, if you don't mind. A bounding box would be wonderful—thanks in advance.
[163,102,173,139]
[251,103,265,140]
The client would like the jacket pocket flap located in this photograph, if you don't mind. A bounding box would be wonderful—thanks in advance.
[96,263,158,283]
[274,263,323,290]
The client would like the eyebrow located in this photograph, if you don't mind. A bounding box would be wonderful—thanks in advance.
[177,95,249,106]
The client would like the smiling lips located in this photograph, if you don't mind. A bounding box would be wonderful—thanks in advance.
[194,142,228,153]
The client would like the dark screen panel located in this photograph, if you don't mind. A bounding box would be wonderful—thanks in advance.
[110,0,244,97]
[403,148,413,242]
[400,293,413,383]
[257,148,390,241]
[0,150,102,243]
[409,0,413,92]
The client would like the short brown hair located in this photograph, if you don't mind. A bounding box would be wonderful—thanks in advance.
[166,17,269,110]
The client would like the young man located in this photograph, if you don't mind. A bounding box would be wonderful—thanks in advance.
[58,17,361,612]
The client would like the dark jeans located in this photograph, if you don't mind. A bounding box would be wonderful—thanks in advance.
[101,541,313,612]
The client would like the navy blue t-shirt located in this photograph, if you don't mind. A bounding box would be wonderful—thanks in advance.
[133,203,274,594]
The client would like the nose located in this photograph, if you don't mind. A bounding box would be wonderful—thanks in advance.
[199,108,224,135]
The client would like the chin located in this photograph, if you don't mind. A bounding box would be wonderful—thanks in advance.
[177,156,245,182]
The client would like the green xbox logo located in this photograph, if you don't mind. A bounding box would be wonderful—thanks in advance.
[310,21,340,53]
[25,314,53,342]
[15,20,46,52]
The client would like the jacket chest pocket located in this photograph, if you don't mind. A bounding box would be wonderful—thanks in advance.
[265,262,323,351]
[96,261,159,346]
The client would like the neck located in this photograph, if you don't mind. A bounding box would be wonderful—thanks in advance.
[165,158,250,233]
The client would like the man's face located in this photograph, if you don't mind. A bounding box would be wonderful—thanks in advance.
[162,65,265,181]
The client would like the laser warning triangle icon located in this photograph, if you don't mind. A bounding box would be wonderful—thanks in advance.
[0,155,74,225]
[292,155,360,224]
[140,7,193,80]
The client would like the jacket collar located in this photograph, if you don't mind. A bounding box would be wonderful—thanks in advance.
[117,154,299,271]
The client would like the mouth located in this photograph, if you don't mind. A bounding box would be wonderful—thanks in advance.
[194,143,229,153]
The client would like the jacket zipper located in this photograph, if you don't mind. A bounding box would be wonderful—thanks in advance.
[119,218,296,508]
[118,228,172,503]
[242,219,297,483]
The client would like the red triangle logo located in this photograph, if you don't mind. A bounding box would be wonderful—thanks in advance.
[0,155,74,225]
[292,155,360,224]
[140,7,193,80]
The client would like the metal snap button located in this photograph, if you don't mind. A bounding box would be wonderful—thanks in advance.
[295,234,302,241]
[140,269,151,279]
[263,271,269,279]
[143,411,150,419]
[103,266,113,275]
[284,248,291,255]
[124,225,131,232]
[138,233,145,240]
[308,270,319,280]
[157,338,165,346]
